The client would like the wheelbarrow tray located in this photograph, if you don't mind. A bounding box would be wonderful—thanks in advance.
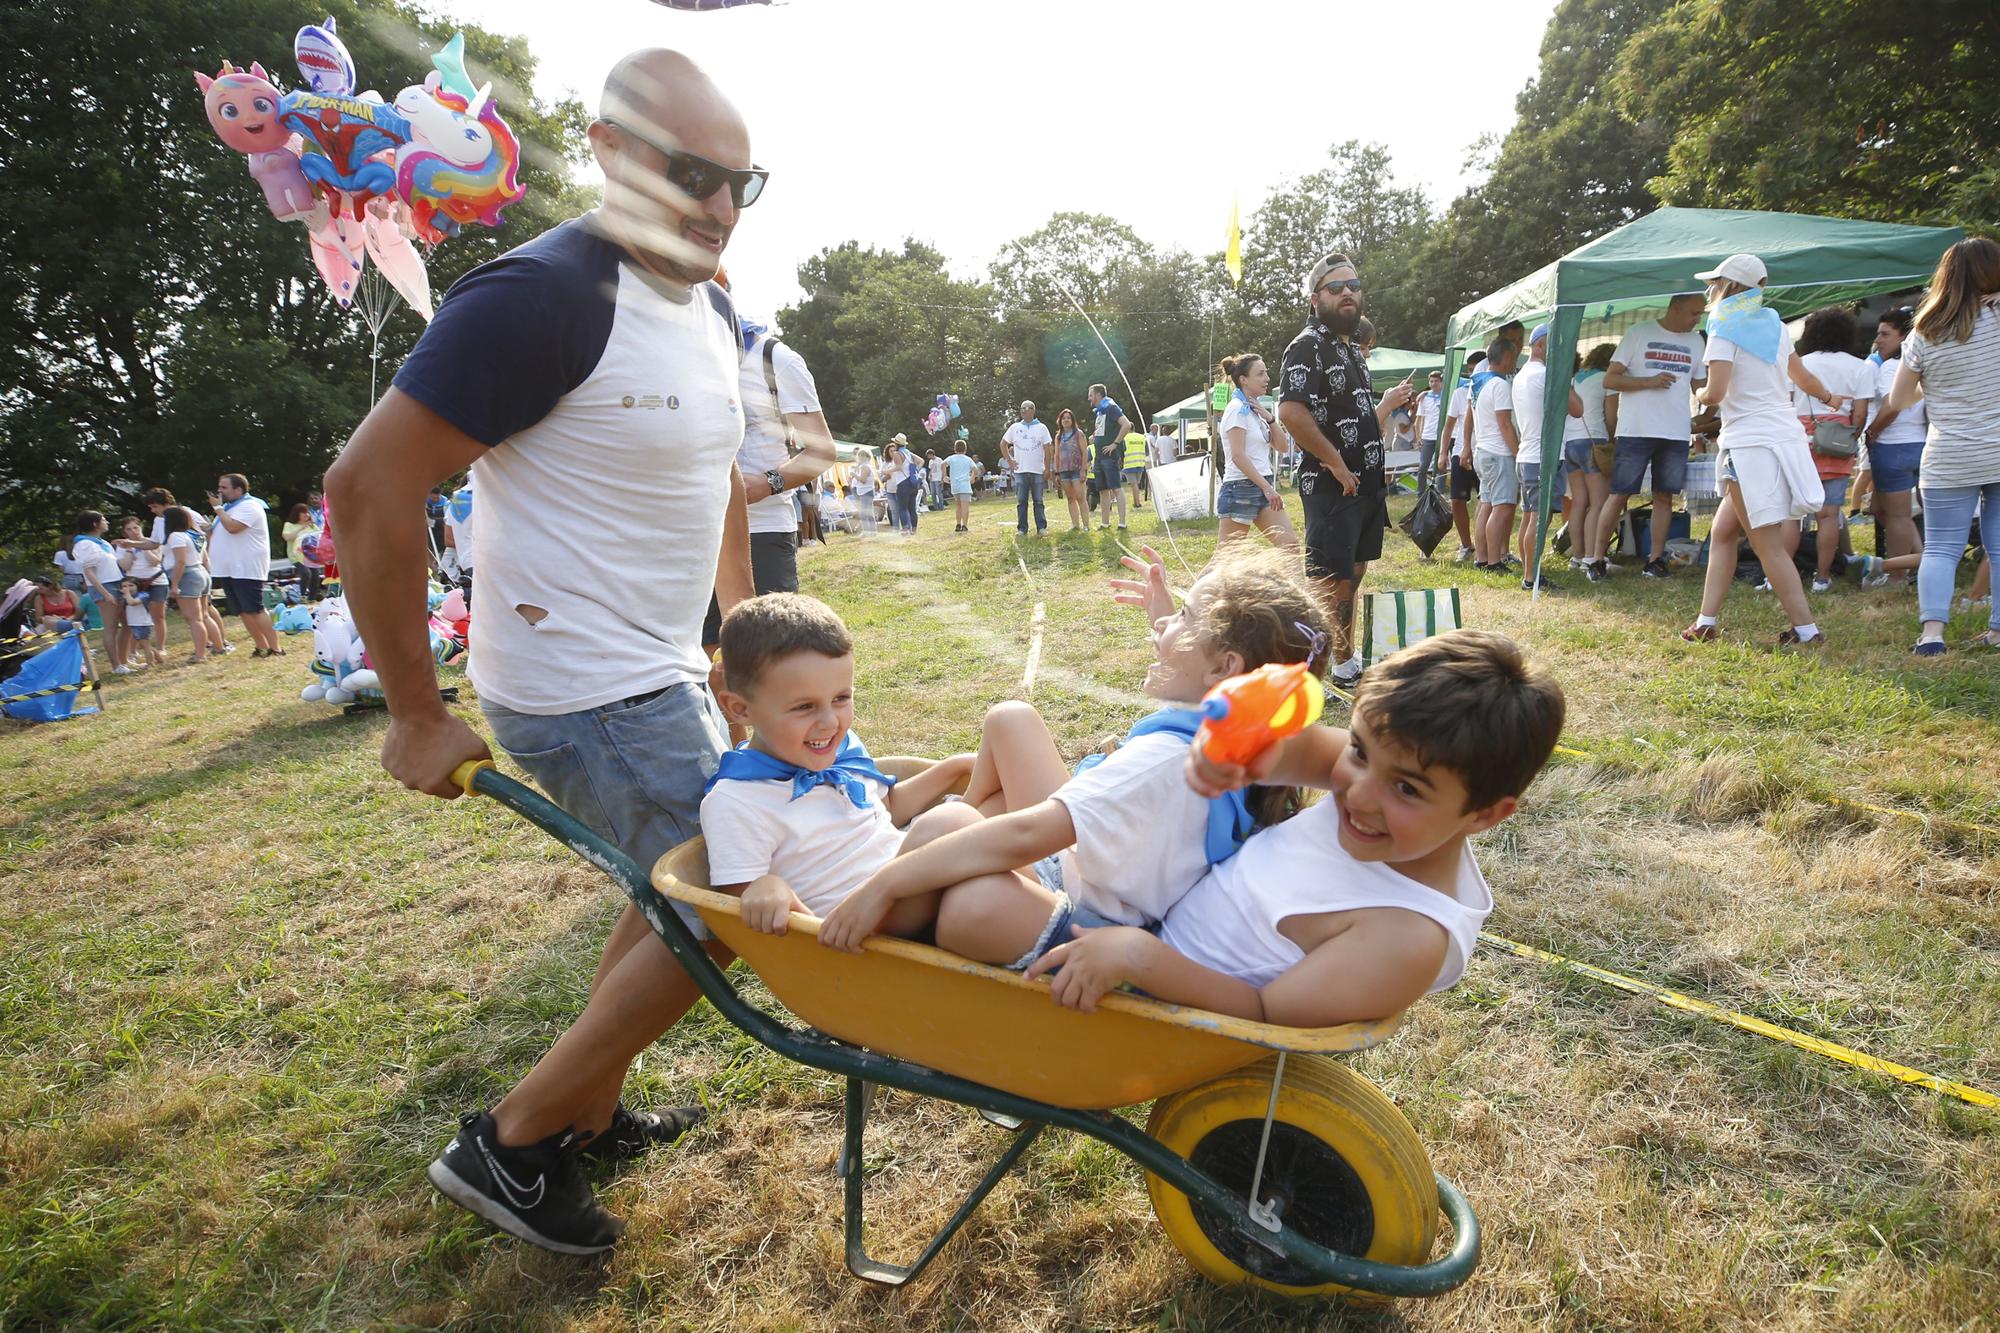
[655,838,1399,1111]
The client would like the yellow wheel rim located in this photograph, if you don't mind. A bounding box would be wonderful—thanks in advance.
[1144,1054,1437,1302]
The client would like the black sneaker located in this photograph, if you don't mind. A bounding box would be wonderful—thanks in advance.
[580,1102,705,1163]
[1642,558,1671,579]
[1522,575,1562,595]
[427,1111,624,1255]
[1583,560,1608,583]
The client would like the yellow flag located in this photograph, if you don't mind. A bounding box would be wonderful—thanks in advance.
[1225,196,1243,287]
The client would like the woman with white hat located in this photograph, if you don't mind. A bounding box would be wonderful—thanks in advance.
[1680,253,1847,648]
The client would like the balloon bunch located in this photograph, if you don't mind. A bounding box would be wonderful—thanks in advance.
[196,21,528,316]
[924,393,961,435]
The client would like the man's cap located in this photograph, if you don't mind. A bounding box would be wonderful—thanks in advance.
[1693,253,1768,287]
[1304,253,1356,297]
[1530,322,1551,345]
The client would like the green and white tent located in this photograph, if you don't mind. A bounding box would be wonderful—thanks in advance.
[1434,206,1964,586]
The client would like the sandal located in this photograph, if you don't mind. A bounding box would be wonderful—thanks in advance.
[1966,630,2000,650]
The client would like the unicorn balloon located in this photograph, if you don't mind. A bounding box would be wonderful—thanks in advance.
[393,72,525,242]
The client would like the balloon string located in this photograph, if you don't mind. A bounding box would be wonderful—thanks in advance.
[1048,277,1197,582]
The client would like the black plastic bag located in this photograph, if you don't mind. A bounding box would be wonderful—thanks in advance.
[1399,475,1453,558]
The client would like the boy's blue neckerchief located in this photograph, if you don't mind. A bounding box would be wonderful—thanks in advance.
[1708,289,1782,364]
[1468,368,1501,403]
[1073,707,1254,864]
[1574,367,1603,382]
[704,732,896,810]
[71,534,113,552]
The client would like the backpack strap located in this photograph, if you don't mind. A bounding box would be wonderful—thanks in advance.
[762,337,800,455]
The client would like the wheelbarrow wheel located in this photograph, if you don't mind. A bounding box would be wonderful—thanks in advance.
[1144,1053,1436,1302]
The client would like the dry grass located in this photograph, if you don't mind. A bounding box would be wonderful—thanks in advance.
[3,491,1996,1330]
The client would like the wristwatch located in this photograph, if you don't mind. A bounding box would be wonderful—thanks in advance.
[763,468,785,496]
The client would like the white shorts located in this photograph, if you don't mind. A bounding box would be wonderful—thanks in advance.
[1720,447,1805,531]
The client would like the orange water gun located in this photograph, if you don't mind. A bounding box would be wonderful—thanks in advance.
[1193,662,1325,768]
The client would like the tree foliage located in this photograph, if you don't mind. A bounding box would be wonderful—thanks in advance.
[0,0,589,560]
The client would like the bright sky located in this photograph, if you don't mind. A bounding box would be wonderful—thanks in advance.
[444,0,1558,322]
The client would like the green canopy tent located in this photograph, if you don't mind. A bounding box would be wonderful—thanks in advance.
[1363,347,1444,392]
[1433,206,1964,593]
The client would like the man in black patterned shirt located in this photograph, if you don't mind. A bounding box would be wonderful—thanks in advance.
[1277,253,1415,684]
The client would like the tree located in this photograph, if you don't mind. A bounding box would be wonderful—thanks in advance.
[0,0,589,562]
[1614,0,2000,231]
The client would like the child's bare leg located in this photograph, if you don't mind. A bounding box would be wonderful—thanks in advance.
[961,700,1071,817]
[934,868,1061,966]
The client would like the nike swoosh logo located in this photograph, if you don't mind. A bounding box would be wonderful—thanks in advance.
[478,1138,546,1210]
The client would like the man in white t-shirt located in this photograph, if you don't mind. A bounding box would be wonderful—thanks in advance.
[206,472,282,654]
[1414,370,1444,476]
[1593,294,1706,579]
[700,321,837,649]
[1000,399,1052,536]
[1469,339,1520,571]
[1442,351,1486,562]
[1512,325,1584,592]
[328,49,764,1257]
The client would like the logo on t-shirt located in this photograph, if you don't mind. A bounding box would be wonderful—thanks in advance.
[620,393,670,410]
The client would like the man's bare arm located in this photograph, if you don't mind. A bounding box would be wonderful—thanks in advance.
[324,388,491,798]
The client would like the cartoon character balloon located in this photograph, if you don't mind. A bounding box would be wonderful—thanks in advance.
[196,30,526,314]
[293,17,356,96]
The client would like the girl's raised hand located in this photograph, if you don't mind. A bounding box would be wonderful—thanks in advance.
[1110,545,1174,622]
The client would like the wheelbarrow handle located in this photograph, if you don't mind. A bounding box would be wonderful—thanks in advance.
[452,758,498,797]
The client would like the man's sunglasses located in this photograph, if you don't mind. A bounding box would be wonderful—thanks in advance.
[603,119,769,208]
[1316,278,1364,294]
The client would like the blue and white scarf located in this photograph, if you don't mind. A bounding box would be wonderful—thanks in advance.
[704,731,896,809]
[1708,289,1783,365]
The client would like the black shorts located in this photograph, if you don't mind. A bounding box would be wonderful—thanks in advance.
[1301,484,1388,582]
[702,531,800,645]
[217,576,266,616]
[1449,457,1480,502]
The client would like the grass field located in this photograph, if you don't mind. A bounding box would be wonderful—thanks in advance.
[4,490,1997,1331]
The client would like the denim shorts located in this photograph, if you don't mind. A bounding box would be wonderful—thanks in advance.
[1823,476,1850,509]
[1008,867,1123,971]
[130,623,152,641]
[1563,437,1604,474]
[1216,474,1276,521]
[142,581,171,613]
[1611,436,1689,496]
[1473,451,1520,505]
[176,566,212,600]
[482,680,731,939]
[217,576,265,616]
[1519,460,1567,502]
[1053,469,1081,482]
[1869,439,1923,494]
[1093,456,1123,491]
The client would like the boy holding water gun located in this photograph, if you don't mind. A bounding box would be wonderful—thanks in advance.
[1024,629,1564,1027]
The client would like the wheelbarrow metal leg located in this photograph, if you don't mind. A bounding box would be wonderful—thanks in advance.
[841,1075,1044,1287]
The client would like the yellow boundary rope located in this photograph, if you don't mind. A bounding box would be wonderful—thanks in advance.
[3,679,101,702]
[1479,932,1998,1110]
[1323,679,1997,1107]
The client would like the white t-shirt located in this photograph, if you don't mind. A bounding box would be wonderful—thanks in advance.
[1512,360,1548,462]
[122,596,153,628]
[69,538,123,591]
[1415,389,1442,446]
[1158,796,1493,992]
[1003,419,1052,474]
[1445,384,1470,449]
[1050,730,1214,927]
[847,457,876,495]
[1472,375,1516,457]
[738,335,822,535]
[164,530,200,577]
[392,217,745,716]
[1610,321,1705,439]
[1707,327,1801,450]
[699,759,903,918]
[53,549,75,576]
[1219,397,1273,483]
[121,542,167,586]
[443,494,473,572]
[928,455,946,482]
[1903,305,2000,488]
[206,496,271,580]
[1870,355,1926,445]
[151,507,207,549]
[1793,351,1873,421]
[1572,373,1609,441]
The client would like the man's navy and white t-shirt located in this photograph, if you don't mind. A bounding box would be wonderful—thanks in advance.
[740,333,822,536]
[393,213,742,716]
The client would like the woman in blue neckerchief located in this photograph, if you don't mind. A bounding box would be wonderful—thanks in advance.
[1214,354,1299,551]
[1682,254,1846,649]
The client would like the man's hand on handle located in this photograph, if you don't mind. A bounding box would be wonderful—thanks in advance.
[383,710,493,800]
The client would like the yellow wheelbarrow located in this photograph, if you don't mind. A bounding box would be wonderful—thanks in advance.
[452,758,1479,1302]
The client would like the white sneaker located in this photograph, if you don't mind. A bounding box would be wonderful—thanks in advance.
[1754,579,1773,592]
[1328,654,1363,687]
[1811,577,1832,593]
[1454,546,1476,564]
[1862,573,1892,588]
[112,664,132,675]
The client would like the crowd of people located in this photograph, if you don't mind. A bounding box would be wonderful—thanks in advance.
[29,477,302,678]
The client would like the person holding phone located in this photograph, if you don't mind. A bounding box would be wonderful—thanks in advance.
[1277,253,1413,686]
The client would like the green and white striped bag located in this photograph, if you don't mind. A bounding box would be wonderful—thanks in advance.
[1358,587,1463,668]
